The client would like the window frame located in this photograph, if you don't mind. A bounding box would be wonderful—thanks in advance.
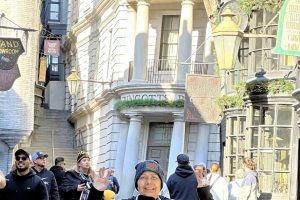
[158,15,180,71]
[248,104,293,194]
[49,0,60,21]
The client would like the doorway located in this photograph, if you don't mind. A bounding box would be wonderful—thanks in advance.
[146,122,173,179]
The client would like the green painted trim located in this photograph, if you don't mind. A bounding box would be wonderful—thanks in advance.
[272,0,300,56]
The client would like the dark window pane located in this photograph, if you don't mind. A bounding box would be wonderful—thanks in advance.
[229,157,236,174]
[262,105,275,125]
[260,127,274,148]
[251,128,259,148]
[274,150,290,171]
[230,137,237,154]
[253,106,260,125]
[275,128,291,148]
[277,106,292,125]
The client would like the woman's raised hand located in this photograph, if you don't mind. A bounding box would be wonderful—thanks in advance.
[93,167,112,191]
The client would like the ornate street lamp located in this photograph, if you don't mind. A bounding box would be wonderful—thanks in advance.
[212,8,244,70]
[66,67,80,95]
[66,67,112,95]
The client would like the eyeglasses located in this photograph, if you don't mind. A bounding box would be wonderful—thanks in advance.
[16,156,28,161]
[138,175,160,182]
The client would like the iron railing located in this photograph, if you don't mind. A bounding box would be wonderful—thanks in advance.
[146,59,177,83]
[129,59,214,83]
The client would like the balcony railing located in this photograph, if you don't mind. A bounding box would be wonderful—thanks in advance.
[146,59,177,83]
[128,59,214,83]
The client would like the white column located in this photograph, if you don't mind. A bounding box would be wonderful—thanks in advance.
[127,5,137,61]
[114,121,129,185]
[119,115,142,198]
[194,124,210,166]
[167,113,186,178]
[132,0,150,82]
[175,0,194,84]
[125,4,137,82]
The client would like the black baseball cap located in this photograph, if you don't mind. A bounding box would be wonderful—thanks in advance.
[15,149,30,159]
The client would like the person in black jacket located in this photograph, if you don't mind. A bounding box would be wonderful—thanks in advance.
[50,156,66,199]
[0,149,49,200]
[60,150,111,200]
[99,160,170,200]
[32,151,60,200]
[50,157,66,186]
[167,154,199,200]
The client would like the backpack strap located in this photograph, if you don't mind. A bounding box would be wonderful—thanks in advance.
[210,175,221,189]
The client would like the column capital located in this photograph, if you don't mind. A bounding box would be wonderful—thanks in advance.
[181,0,195,6]
[172,112,185,122]
[137,0,151,6]
[124,112,143,121]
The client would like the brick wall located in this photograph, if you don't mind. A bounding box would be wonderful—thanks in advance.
[0,0,42,174]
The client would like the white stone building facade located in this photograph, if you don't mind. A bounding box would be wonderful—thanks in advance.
[65,0,221,197]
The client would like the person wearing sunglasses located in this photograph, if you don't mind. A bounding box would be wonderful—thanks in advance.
[32,151,60,200]
[0,149,49,200]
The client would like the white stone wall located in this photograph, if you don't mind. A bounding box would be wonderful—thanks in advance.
[0,0,41,173]
[67,1,221,193]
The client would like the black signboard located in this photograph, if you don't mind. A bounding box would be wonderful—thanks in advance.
[0,38,25,70]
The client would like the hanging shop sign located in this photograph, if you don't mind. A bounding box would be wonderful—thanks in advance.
[39,56,47,82]
[0,37,24,91]
[185,74,221,123]
[0,38,24,70]
[272,0,300,56]
[44,40,60,56]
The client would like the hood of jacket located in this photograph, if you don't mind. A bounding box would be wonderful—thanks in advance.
[49,165,64,173]
[175,164,195,178]
[11,169,36,179]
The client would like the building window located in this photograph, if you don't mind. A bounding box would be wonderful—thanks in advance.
[50,56,59,72]
[159,15,180,71]
[248,104,293,194]
[248,10,295,73]
[224,114,246,181]
[49,0,60,21]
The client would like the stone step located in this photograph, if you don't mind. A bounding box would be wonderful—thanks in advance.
[21,108,78,170]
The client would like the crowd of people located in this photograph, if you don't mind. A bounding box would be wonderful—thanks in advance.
[0,148,260,200]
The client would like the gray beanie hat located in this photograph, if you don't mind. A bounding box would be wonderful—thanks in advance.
[134,160,164,190]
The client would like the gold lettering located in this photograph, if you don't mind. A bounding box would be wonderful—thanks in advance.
[287,43,300,50]
[287,4,300,12]
[0,49,19,54]
[286,21,300,29]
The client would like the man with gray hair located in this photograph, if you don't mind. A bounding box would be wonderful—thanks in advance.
[194,163,213,200]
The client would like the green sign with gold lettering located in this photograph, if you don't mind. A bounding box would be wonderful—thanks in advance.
[272,0,300,56]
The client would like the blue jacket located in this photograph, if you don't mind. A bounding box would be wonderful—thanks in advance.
[32,167,60,200]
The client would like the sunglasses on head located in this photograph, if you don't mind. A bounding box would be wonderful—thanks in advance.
[16,156,28,161]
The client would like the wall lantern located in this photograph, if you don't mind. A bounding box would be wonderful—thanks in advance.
[66,67,80,95]
[212,8,244,70]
